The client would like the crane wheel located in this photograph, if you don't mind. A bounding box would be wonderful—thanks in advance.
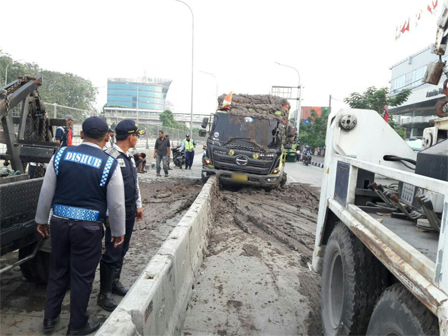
[321,223,388,336]
[366,283,439,336]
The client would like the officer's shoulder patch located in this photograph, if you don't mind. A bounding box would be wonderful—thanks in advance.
[118,158,126,167]
[105,147,120,159]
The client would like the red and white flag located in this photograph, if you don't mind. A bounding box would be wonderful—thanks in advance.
[382,105,389,123]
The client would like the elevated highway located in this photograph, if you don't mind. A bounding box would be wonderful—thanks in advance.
[103,107,209,128]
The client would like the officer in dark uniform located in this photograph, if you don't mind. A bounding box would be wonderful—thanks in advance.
[35,117,126,335]
[97,119,144,311]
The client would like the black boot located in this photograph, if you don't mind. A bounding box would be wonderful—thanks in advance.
[43,315,60,333]
[112,259,128,296]
[66,315,100,335]
[97,261,117,312]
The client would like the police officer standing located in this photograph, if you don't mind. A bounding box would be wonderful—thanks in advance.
[35,117,125,335]
[98,119,144,311]
[180,134,196,170]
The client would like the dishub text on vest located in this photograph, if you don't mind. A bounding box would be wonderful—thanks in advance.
[64,152,103,169]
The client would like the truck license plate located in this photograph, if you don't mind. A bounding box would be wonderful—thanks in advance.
[231,173,248,182]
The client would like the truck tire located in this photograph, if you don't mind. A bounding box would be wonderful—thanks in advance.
[19,243,51,283]
[280,172,287,188]
[321,223,387,336]
[366,283,439,336]
[201,172,209,184]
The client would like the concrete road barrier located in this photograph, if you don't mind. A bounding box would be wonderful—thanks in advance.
[311,161,324,168]
[96,176,217,336]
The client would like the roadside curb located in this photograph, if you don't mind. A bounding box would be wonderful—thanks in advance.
[96,176,217,336]
[311,161,324,169]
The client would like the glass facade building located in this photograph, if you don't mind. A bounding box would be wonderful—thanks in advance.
[389,46,447,137]
[107,77,172,111]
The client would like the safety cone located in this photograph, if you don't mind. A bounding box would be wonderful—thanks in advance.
[220,91,233,110]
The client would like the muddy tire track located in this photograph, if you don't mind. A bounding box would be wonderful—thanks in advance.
[183,183,323,336]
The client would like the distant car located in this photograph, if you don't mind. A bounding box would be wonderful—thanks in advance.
[405,138,423,152]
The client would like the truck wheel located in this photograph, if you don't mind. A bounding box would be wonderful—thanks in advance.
[321,223,387,336]
[201,172,209,184]
[19,244,51,283]
[280,172,287,188]
[366,283,439,336]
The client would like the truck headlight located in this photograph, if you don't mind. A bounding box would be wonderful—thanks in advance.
[204,158,212,165]
[272,168,280,174]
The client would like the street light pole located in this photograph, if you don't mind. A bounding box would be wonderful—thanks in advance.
[200,71,218,109]
[136,86,139,124]
[4,59,25,85]
[174,0,194,136]
[274,62,302,134]
[5,61,12,85]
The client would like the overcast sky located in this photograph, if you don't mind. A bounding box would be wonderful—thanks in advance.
[1,0,441,114]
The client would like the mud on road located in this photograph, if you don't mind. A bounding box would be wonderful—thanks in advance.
[183,183,322,336]
[0,178,202,336]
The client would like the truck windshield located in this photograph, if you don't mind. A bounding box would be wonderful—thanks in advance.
[211,113,281,149]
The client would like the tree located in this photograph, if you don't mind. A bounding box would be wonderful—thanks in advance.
[299,108,329,149]
[159,109,189,131]
[159,109,177,128]
[344,86,411,138]
[1,52,97,120]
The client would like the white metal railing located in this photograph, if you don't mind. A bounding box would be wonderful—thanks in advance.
[336,155,448,197]
[333,154,448,307]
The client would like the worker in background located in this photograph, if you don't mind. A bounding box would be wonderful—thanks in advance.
[154,130,170,177]
[107,127,115,148]
[180,134,196,170]
[137,153,147,173]
[35,116,125,335]
[165,135,172,170]
[98,119,144,312]
[55,114,75,147]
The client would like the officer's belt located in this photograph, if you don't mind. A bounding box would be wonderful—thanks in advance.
[53,204,100,221]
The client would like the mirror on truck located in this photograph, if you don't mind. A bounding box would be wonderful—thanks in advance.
[198,129,207,137]
[201,117,209,129]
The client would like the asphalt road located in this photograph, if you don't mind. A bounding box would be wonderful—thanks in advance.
[284,158,324,188]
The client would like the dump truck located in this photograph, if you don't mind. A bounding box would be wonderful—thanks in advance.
[199,93,297,189]
[0,76,65,283]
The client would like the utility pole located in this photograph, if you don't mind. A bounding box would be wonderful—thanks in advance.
[174,0,194,136]
[136,86,139,124]
[274,62,301,133]
[329,94,332,113]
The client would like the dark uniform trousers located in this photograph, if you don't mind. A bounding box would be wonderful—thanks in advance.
[45,216,103,329]
[185,151,194,169]
[102,204,136,265]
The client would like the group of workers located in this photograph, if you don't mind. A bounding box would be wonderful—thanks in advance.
[153,131,197,176]
[35,117,144,335]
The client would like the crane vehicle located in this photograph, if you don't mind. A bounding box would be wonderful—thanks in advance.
[1,76,65,283]
[311,2,448,334]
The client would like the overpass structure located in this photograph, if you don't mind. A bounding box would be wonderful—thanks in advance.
[103,107,210,128]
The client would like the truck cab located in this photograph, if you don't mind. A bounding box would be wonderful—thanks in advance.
[200,94,292,189]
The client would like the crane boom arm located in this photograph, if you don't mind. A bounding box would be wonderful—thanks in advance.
[434,0,448,55]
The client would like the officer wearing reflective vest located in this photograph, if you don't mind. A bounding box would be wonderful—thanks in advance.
[180,134,196,169]
[35,116,125,335]
[98,119,144,311]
